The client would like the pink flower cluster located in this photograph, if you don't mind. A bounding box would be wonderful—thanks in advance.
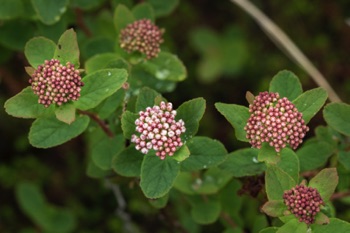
[131,101,186,160]
[29,59,83,108]
[119,19,164,59]
[244,92,309,152]
[283,185,324,224]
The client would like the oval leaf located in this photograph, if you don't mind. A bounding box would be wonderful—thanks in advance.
[308,168,338,202]
[74,69,128,110]
[269,70,303,101]
[4,87,55,119]
[323,102,350,136]
[112,146,144,177]
[25,37,56,68]
[29,115,89,148]
[55,103,76,124]
[113,4,135,33]
[181,136,227,172]
[140,52,187,82]
[176,98,206,139]
[292,87,328,124]
[31,0,69,25]
[54,29,80,67]
[140,154,180,198]
[219,148,266,177]
[265,165,296,201]
[191,199,221,224]
[215,103,249,142]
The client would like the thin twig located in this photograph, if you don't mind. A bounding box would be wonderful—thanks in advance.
[230,0,342,103]
[105,180,135,233]
[74,8,93,37]
[331,190,350,201]
[78,110,114,137]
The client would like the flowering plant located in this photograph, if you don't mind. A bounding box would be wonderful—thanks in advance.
[2,1,350,233]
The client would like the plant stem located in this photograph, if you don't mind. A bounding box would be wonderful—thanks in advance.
[331,190,350,201]
[78,110,114,137]
[230,0,342,103]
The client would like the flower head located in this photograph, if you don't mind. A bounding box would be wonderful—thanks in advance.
[283,185,324,224]
[244,92,309,152]
[29,59,83,108]
[131,101,186,160]
[119,19,164,59]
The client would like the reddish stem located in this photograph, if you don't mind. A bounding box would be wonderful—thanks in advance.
[78,110,114,138]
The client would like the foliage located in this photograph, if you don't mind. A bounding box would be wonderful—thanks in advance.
[2,1,350,233]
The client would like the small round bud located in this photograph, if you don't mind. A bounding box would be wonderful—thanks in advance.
[119,19,164,59]
[131,101,186,160]
[244,92,309,152]
[29,59,84,108]
[283,185,324,224]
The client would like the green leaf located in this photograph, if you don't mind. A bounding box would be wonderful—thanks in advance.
[86,159,111,178]
[315,126,338,149]
[297,140,334,172]
[258,143,280,164]
[292,87,328,124]
[132,2,155,21]
[193,167,233,195]
[190,198,221,224]
[323,102,350,136]
[16,182,47,226]
[135,87,162,112]
[54,29,80,68]
[181,136,227,172]
[0,0,23,20]
[140,154,180,198]
[121,110,138,139]
[176,98,206,139]
[85,53,121,74]
[0,20,36,51]
[140,52,187,82]
[81,37,115,60]
[277,148,299,183]
[265,165,296,201]
[112,146,144,177]
[113,4,135,33]
[31,0,69,25]
[174,168,233,195]
[74,69,128,110]
[149,193,169,209]
[215,103,250,142]
[309,168,338,201]
[172,145,190,162]
[92,89,125,119]
[261,200,287,217]
[269,70,303,101]
[24,37,56,68]
[146,0,179,17]
[276,219,307,233]
[16,182,76,233]
[71,0,105,10]
[91,133,125,170]
[4,87,55,119]
[55,103,76,124]
[29,115,89,148]
[338,151,350,170]
[219,148,266,177]
[259,227,278,233]
[311,218,350,233]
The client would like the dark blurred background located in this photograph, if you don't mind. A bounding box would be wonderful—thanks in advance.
[1,0,350,232]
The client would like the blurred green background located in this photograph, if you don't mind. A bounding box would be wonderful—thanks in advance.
[1,0,350,232]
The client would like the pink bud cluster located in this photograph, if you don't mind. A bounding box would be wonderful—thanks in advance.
[244,92,309,152]
[29,59,83,108]
[283,185,324,224]
[131,101,186,160]
[119,19,164,59]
